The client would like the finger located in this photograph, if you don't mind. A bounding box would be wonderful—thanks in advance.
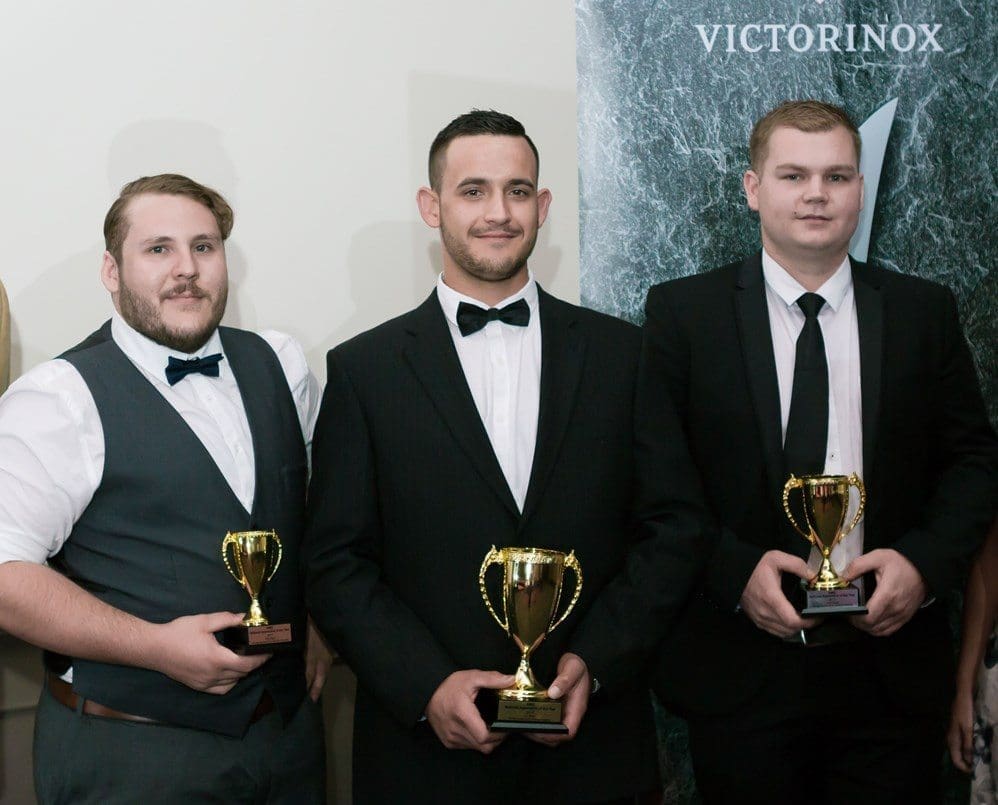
[770,553,813,582]
[842,552,881,582]
[470,671,516,691]
[547,658,586,700]
[225,652,272,675]
[308,665,327,702]
[203,611,251,631]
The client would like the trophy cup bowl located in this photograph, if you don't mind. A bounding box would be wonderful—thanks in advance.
[220,530,294,653]
[478,546,583,733]
[783,474,868,615]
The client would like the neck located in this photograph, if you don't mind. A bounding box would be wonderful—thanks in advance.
[764,243,846,292]
[441,266,529,307]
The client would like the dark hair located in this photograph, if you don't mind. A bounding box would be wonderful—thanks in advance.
[428,110,539,190]
[749,100,861,172]
[104,174,234,266]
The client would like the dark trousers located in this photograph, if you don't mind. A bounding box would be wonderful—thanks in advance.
[34,685,326,804]
[686,642,946,805]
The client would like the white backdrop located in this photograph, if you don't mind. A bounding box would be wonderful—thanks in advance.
[0,0,580,382]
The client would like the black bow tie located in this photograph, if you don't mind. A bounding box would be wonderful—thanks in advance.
[456,299,530,337]
[165,353,224,385]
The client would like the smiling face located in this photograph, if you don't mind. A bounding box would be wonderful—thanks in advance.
[417,134,551,305]
[744,125,864,280]
[100,193,228,352]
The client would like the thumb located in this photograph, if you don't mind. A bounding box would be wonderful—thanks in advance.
[548,654,587,700]
[842,553,876,582]
[474,671,516,691]
[771,552,813,582]
[203,611,249,631]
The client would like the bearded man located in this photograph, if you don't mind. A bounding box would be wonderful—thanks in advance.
[0,174,329,803]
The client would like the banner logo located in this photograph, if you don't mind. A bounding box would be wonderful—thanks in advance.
[695,23,943,54]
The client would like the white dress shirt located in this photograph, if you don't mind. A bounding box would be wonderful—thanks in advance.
[435,273,542,512]
[762,251,865,572]
[0,312,320,565]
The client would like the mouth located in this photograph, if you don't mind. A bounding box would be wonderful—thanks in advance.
[162,285,208,301]
[796,214,831,222]
[473,229,519,240]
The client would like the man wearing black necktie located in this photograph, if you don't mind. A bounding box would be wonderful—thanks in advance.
[0,174,328,802]
[305,110,706,804]
[644,100,997,802]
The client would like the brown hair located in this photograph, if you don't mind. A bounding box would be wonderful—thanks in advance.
[749,100,861,173]
[103,174,234,265]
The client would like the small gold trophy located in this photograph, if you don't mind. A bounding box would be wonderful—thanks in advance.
[783,473,868,615]
[478,546,582,732]
[220,530,293,654]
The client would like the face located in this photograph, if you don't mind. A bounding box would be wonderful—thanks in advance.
[101,193,228,353]
[417,135,551,295]
[744,125,863,268]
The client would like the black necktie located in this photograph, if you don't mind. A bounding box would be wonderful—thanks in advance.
[456,299,530,337]
[165,353,224,386]
[783,293,828,476]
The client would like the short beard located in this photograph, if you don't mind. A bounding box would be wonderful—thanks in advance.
[439,221,537,284]
[118,279,227,353]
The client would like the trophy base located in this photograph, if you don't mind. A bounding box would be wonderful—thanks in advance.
[219,622,294,655]
[477,693,568,734]
[799,583,868,616]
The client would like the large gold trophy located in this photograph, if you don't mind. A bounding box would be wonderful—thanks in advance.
[783,473,868,615]
[220,530,293,653]
[478,546,582,732]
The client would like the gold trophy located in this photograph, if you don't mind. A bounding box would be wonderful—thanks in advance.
[478,546,583,732]
[783,473,868,615]
[220,530,293,653]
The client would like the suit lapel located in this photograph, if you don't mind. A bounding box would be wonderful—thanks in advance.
[519,289,586,527]
[850,259,883,479]
[401,292,520,517]
[733,254,787,510]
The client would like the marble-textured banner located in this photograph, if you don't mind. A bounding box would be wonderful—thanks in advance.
[577,0,995,424]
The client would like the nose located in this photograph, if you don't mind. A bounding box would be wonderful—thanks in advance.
[484,192,511,224]
[802,176,828,203]
[173,249,199,279]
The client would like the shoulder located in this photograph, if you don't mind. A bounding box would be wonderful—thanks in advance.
[645,259,745,319]
[254,329,312,387]
[855,261,957,304]
[539,290,640,342]
[0,357,95,425]
[328,297,435,364]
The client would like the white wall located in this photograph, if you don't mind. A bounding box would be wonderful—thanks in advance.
[1,0,580,383]
[0,3,579,802]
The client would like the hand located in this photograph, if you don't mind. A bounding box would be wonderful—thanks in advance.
[528,653,591,748]
[739,551,818,638]
[844,549,927,636]
[151,612,271,694]
[947,689,975,773]
[425,669,514,754]
[305,618,335,702]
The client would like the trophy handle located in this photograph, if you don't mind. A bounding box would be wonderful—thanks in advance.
[548,550,583,635]
[840,473,866,538]
[478,545,509,634]
[782,476,813,542]
[221,533,243,584]
[265,531,283,582]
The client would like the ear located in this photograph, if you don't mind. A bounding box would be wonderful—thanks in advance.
[743,170,761,211]
[536,188,552,228]
[416,186,440,228]
[858,173,865,210]
[100,251,120,293]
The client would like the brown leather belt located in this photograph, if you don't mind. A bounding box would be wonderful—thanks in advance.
[47,673,275,724]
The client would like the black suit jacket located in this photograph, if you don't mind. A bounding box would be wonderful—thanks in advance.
[645,254,997,719]
[305,288,706,803]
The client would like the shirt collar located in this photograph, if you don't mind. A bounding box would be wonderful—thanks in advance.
[761,249,852,313]
[111,311,225,384]
[436,271,539,329]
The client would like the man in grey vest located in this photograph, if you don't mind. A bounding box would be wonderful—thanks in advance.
[0,174,328,803]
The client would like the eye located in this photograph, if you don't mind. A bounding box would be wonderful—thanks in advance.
[828,174,847,183]
[149,245,167,254]
[463,188,482,197]
[194,243,213,253]
[782,173,800,181]
[509,188,530,197]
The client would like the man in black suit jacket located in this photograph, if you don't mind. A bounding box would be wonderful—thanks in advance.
[646,101,997,802]
[305,111,707,804]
